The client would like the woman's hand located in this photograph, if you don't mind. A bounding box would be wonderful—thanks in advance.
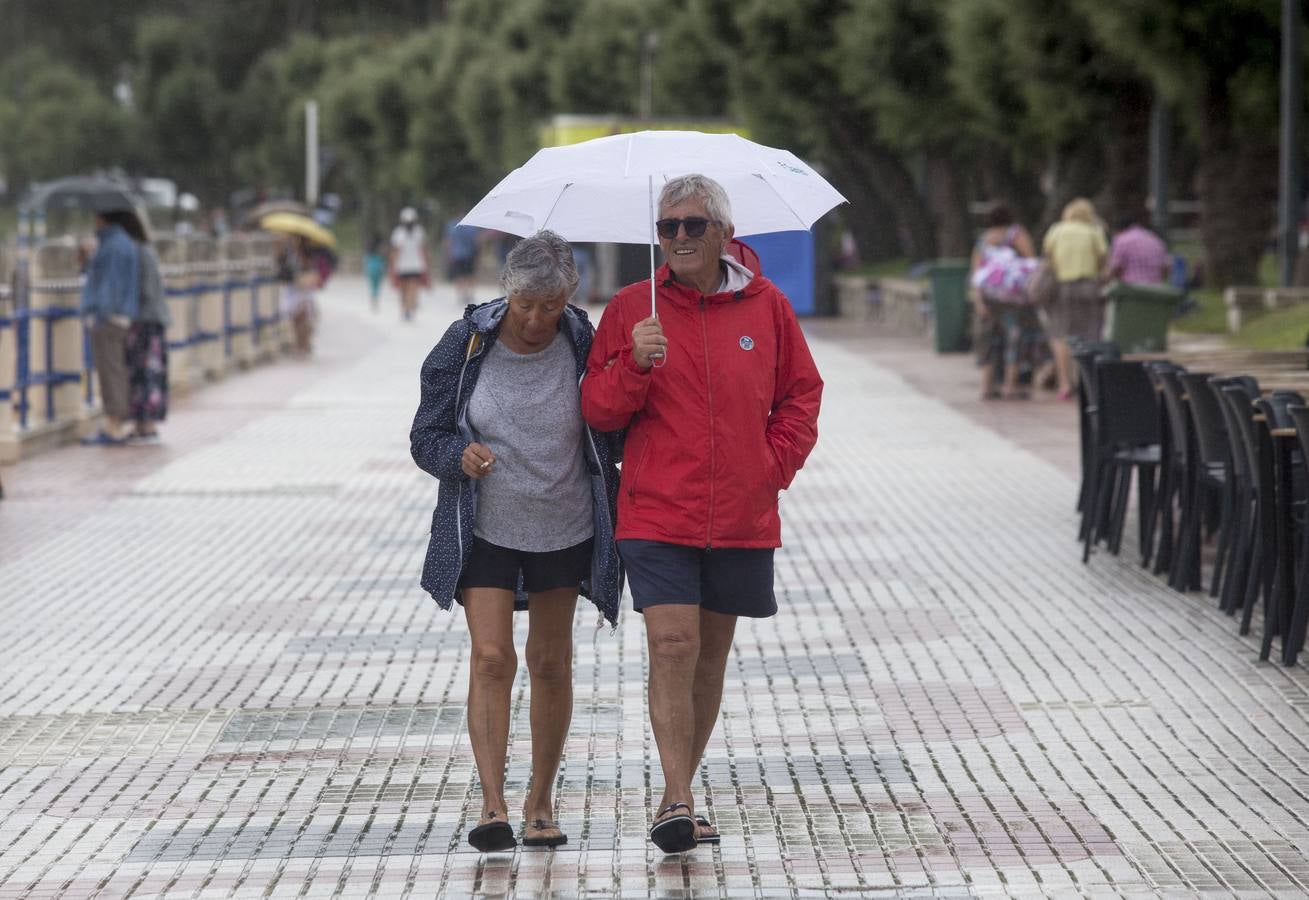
[631,317,667,369]
[461,442,496,479]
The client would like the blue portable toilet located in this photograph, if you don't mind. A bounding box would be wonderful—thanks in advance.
[740,231,816,315]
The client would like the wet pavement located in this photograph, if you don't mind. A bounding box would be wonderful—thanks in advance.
[1,278,1308,898]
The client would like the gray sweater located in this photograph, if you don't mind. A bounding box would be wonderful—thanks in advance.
[466,331,593,551]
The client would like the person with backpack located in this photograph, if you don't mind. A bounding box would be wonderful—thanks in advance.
[969,203,1042,400]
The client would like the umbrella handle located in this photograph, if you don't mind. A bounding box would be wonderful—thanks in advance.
[648,175,667,368]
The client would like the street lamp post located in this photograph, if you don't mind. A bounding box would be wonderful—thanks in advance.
[1278,0,1303,287]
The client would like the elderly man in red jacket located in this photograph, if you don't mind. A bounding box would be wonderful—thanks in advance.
[582,174,823,853]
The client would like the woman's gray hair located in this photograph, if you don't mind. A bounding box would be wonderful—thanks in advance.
[500,229,580,300]
[658,174,733,228]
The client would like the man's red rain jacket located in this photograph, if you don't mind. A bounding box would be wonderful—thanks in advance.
[581,264,823,549]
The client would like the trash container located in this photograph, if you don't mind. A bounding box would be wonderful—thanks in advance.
[1103,281,1183,353]
[927,259,971,353]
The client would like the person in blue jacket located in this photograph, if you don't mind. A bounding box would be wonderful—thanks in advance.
[80,206,142,445]
[409,230,622,852]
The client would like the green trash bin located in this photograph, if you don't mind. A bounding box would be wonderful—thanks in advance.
[1103,281,1183,353]
[927,259,971,353]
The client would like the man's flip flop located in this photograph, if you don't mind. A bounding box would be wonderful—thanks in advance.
[694,815,720,845]
[467,811,516,852]
[649,801,697,853]
[522,818,568,848]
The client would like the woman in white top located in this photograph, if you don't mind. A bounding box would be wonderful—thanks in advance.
[390,206,430,321]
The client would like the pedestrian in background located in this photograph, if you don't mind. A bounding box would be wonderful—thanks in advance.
[410,230,622,853]
[443,216,479,306]
[120,213,170,443]
[1107,211,1170,285]
[80,204,141,445]
[1042,198,1108,400]
[275,235,319,356]
[364,233,387,312]
[582,174,823,854]
[390,207,429,321]
[969,202,1041,401]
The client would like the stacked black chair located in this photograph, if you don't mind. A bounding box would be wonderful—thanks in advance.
[1082,360,1161,564]
[1214,380,1262,618]
[1175,372,1232,596]
[1280,405,1309,665]
[1156,369,1200,589]
[1144,362,1185,572]
[1072,341,1122,526]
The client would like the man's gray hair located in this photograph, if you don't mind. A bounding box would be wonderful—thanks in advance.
[658,174,733,228]
[500,229,580,299]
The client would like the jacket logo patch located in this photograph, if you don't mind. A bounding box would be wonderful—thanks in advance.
[739,336,755,351]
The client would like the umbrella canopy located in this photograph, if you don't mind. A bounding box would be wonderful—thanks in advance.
[461,130,847,243]
[242,199,311,229]
[260,212,336,248]
[20,176,140,214]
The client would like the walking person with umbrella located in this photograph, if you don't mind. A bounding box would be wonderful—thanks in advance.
[581,175,824,853]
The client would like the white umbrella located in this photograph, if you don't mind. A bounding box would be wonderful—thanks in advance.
[462,130,847,316]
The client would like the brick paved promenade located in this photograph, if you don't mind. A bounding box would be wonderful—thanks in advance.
[3,278,1309,898]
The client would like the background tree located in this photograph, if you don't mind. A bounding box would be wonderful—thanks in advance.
[731,0,933,261]
[1080,0,1282,285]
[0,48,135,187]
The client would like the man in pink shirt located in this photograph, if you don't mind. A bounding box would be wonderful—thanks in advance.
[1108,212,1170,284]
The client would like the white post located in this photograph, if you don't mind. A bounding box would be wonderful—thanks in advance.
[305,100,319,207]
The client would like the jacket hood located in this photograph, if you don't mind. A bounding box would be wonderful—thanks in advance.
[653,262,772,305]
[462,296,593,341]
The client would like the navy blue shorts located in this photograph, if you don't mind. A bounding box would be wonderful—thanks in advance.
[457,536,592,598]
[618,540,777,618]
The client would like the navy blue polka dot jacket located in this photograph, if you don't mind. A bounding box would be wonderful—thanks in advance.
[409,298,624,627]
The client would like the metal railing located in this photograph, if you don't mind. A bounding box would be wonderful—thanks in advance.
[0,242,281,443]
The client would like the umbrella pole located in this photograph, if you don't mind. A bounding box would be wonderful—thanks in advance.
[648,175,656,319]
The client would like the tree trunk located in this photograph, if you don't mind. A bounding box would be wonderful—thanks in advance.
[1095,82,1151,229]
[977,147,1043,235]
[821,149,903,263]
[1197,89,1277,287]
[827,117,937,262]
[925,148,972,258]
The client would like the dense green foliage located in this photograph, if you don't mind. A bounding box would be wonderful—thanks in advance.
[0,0,1296,287]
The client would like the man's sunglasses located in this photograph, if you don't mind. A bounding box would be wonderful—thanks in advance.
[655,217,717,240]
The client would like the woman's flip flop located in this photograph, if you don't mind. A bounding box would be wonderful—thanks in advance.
[649,801,697,853]
[467,811,516,852]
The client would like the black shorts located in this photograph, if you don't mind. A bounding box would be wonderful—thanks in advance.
[618,539,777,618]
[457,536,593,599]
[448,257,475,279]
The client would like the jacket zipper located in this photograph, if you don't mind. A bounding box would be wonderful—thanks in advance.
[699,295,715,549]
[452,335,481,564]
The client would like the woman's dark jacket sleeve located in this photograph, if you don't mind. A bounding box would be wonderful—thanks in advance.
[409,321,473,482]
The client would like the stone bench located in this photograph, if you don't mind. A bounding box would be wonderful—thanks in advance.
[833,274,930,337]
[1224,286,1309,332]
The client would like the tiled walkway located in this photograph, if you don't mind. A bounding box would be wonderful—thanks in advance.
[2,279,1308,898]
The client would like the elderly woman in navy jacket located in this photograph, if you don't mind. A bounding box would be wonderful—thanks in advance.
[410,230,621,853]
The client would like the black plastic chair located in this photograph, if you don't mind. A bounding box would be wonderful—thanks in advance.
[1214,381,1262,618]
[1273,404,1309,664]
[1176,372,1232,596]
[1243,394,1303,639]
[1143,361,1184,571]
[1073,342,1122,525]
[1082,360,1161,564]
[1157,369,1201,589]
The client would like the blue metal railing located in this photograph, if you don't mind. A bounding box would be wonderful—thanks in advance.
[1,255,277,430]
